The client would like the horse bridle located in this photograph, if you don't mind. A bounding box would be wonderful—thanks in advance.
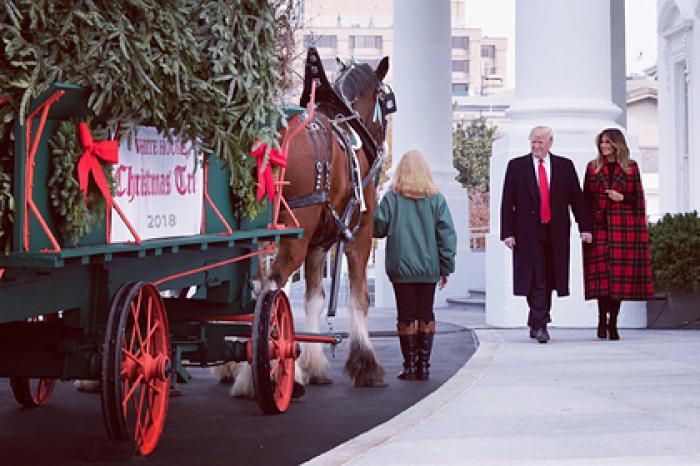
[331,64,396,151]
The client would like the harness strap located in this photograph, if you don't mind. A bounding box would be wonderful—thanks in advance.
[362,151,384,188]
[286,118,332,209]
[288,191,328,209]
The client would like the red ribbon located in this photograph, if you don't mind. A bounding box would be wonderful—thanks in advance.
[250,140,287,202]
[77,122,119,209]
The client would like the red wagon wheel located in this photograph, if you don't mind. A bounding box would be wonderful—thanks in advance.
[9,313,59,407]
[252,289,297,414]
[101,282,170,456]
[9,377,56,408]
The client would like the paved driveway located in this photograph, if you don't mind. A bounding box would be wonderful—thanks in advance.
[1,317,476,466]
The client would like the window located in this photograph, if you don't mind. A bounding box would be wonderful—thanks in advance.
[451,36,469,50]
[481,45,496,58]
[349,35,383,50]
[452,83,469,95]
[452,60,469,73]
[303,35,337,49]
[321,58,337,75]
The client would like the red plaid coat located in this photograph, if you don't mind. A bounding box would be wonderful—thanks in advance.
[582,160,653,300]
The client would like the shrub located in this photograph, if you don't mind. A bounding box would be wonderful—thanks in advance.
[648,211,700,292]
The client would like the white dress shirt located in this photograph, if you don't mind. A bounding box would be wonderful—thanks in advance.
[532,153,551,188]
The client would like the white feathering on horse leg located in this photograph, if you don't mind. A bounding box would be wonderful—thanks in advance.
[344,290,386,387]
[348,293,371,350]
[230,363,255,398]
[212,361,243,384]
[298,291,332,384]
[251,278,262,300]
[294,360,305,386]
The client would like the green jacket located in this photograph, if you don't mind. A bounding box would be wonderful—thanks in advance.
[373,191,457,283]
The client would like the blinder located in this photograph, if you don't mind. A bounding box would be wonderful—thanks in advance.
[377,83,397,116]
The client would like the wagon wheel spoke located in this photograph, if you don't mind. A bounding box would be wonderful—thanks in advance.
[122,373,144,414]
[129,302,145,356]
[146,293,152,355]
[121,348,140,365]
[148,381,163,394]
[145,321,161,349]
[133,384,147,443]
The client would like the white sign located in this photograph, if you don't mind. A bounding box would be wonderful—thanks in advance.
[111,127,203,242]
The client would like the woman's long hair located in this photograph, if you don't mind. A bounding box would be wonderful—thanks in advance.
[391,149,438,199]
[595,128,631,173]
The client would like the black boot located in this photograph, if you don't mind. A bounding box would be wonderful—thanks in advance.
[397,334,418,380]
[416,331,434,381]
[608,307,620,341]
[597,309,608,339]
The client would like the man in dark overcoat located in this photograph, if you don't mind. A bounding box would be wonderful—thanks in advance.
[500,126,592,343]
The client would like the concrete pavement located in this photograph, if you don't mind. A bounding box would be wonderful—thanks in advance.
[308,305,700,465]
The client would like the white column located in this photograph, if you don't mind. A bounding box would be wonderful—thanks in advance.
[376,0,472,309]
[658,0,700,214]
[486,0,647,328]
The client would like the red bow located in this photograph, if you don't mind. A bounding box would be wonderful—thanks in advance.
[250,140,287,202]
[77,122,119,209]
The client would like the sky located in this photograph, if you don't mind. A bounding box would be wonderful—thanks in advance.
[465,0,658,89]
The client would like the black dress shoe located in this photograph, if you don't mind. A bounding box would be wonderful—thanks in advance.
[529,328,536,339]
[535,327,550,344]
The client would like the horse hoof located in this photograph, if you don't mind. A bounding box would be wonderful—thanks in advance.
[292,382,306,398]
[355,379,388,388]
[219,375,234,384]
[309,375,333,385]
[74,380,101,393]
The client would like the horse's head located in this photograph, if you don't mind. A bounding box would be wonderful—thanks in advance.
[332,57,396,147]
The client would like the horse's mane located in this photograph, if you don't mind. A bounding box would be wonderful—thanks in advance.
[336,63,378,103]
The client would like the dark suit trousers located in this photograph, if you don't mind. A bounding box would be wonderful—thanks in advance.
[527,223,554,330]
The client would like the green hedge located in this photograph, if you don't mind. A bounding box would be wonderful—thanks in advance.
[648,211,700,292]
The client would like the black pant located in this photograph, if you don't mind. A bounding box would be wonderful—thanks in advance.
[392,282,437,325]
[527,223,554,330]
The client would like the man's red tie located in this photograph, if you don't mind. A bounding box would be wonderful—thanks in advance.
[538,158,551,223]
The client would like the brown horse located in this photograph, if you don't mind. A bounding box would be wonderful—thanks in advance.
[223,50,395,395]
[273,53,394,388]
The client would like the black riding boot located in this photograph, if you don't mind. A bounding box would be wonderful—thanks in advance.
[397,334,418,380]
[597,309,608,339]
[608,307,620,341]
[416,331,434,381]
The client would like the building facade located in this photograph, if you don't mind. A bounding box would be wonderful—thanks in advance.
[293,0,507,100]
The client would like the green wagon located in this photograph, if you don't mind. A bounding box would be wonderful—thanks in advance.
[0,83,336,456]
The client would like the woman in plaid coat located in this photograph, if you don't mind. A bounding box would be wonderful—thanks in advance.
[583,128,653,340]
